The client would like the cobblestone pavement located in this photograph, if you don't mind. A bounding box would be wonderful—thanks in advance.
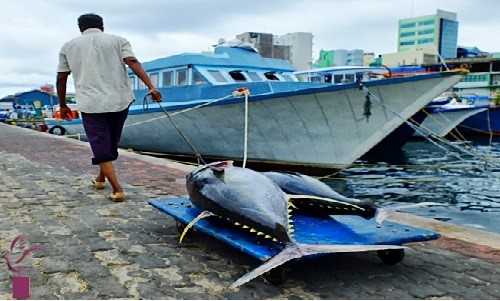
[0,124,499,299]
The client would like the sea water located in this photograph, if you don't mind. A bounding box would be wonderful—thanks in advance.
[326,137,500,234]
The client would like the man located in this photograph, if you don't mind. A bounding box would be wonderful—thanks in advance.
[57,13,162,202]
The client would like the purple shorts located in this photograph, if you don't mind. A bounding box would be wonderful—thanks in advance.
[81,108,129,165]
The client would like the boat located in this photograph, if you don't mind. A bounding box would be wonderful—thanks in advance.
[44,41,465,170]
[414,92,490,137]
[457,103,500,135]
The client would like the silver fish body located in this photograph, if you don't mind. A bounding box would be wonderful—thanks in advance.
[186,161,291,243]
[184,162,405,288]
[263,171,378,218]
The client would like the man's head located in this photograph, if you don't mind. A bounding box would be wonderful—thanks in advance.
[77,13,104,32]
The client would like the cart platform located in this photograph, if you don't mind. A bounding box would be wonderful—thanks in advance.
[149,198,440,262]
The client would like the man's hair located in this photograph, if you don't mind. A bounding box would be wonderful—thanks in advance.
[77,13,103,31]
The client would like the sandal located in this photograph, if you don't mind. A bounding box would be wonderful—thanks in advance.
[92,178,106,190]
[108,192,126,202]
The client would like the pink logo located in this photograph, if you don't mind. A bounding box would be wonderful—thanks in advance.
[0,235,46,299]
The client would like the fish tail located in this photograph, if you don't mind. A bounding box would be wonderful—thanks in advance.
[230,242,405,288]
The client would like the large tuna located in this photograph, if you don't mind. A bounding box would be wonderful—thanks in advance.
[183,161,404,288]
[262,171,441,224]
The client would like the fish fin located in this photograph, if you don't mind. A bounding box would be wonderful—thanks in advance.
[230,243,405,288]
[375,202,444,225]
[286,194,366,212]
[179,211,215,243]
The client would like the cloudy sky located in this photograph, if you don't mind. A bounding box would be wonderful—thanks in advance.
[0,0,498,98]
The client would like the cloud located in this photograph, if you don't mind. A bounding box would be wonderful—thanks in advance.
[0,0,499,98]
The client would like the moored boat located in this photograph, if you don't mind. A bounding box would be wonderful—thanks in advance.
[457,105,500,135]
[45,42,465,170]
[414,92,489,137]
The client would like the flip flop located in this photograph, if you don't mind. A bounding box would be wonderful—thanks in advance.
[108,192,126,202]
[92,178,106,190]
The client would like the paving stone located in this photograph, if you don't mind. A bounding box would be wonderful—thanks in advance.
[0,124,498,299]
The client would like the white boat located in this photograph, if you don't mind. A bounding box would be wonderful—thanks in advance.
[45,43,465,170]
[415,92,489,137]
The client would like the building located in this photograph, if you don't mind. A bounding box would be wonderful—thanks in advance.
[363,52,376,67]
[315,49,364,67]
[236,32,290,61]
[0,89,59,107]
[275,32,313,71]
[422,56,500,99]
[382,44,439,67]
[236,32,313,71]
[398,9,458,59]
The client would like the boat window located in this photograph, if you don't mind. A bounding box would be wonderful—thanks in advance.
[128,76,135,90]
[344,74,355,83]
[176,68,188,86]
[333,74,343,84]
[281,74,294,82]
[355,72,364,81]
[192,69,207,85]
[229,71,247,82]
[264,72,279,81]
[246,71,262,82]
[208,70,228,82]
[162,71,173,87]
[311,75,323,83]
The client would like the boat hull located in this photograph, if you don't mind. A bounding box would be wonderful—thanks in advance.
[46,73,463,169]
[457,106,500,135]
[121,73,462,169]
[415,107,488,137]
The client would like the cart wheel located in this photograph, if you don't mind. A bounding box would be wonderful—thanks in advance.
[176,220,187,235]
[377,249,405,265]
[264,266,286,285]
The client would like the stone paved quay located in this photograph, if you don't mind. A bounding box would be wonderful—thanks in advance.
[0,123,499,299]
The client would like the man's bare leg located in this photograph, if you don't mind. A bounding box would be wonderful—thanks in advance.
[95,169,105,183]
[99,161,123,194]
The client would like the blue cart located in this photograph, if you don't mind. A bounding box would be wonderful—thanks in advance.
[149,198,440,284]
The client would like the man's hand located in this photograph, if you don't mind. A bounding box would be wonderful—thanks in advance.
[149,89,162,102]
[59,107,73,120]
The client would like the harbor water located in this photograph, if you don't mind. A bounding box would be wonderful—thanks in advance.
[326,136,500,234]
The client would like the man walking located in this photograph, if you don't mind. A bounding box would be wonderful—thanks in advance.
[56,13,162,202]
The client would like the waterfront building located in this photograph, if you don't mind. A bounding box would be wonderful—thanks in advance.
[315,49,364,67]
[0,89,59,107]
[275,32,313,71]
[236,31,313,71]
[382,44,439,67]
[398,9,458,59]
[236,32,290,62]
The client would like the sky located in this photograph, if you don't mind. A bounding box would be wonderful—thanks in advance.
[0,0,499,98]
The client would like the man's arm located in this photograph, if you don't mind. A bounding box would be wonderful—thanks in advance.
[56,72,73,119]
[124,56,162,102]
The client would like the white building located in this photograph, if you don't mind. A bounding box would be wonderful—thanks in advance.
[382,44,439,67]
[275,32,314,71]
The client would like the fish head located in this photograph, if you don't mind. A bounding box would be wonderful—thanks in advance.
[186,164,293,245]
[186,161,234,194]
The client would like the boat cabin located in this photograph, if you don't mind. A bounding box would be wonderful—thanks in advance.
[128,45,300,91]
[294,66,388,84]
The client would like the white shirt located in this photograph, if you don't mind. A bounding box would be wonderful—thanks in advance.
[57,28,136,113]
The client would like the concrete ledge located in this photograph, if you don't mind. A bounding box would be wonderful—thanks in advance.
[388,212,500,249]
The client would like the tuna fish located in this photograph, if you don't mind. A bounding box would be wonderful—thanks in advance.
[183,161,404,288]
[262,171,442,224]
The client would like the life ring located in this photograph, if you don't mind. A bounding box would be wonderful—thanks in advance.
[48,125,66,136]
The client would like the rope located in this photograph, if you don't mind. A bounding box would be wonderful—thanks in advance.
[125,94,234,128]
[143,93,206,165]
[232,88,251,168]
[356,80,500,169]
[136,89,251,167]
